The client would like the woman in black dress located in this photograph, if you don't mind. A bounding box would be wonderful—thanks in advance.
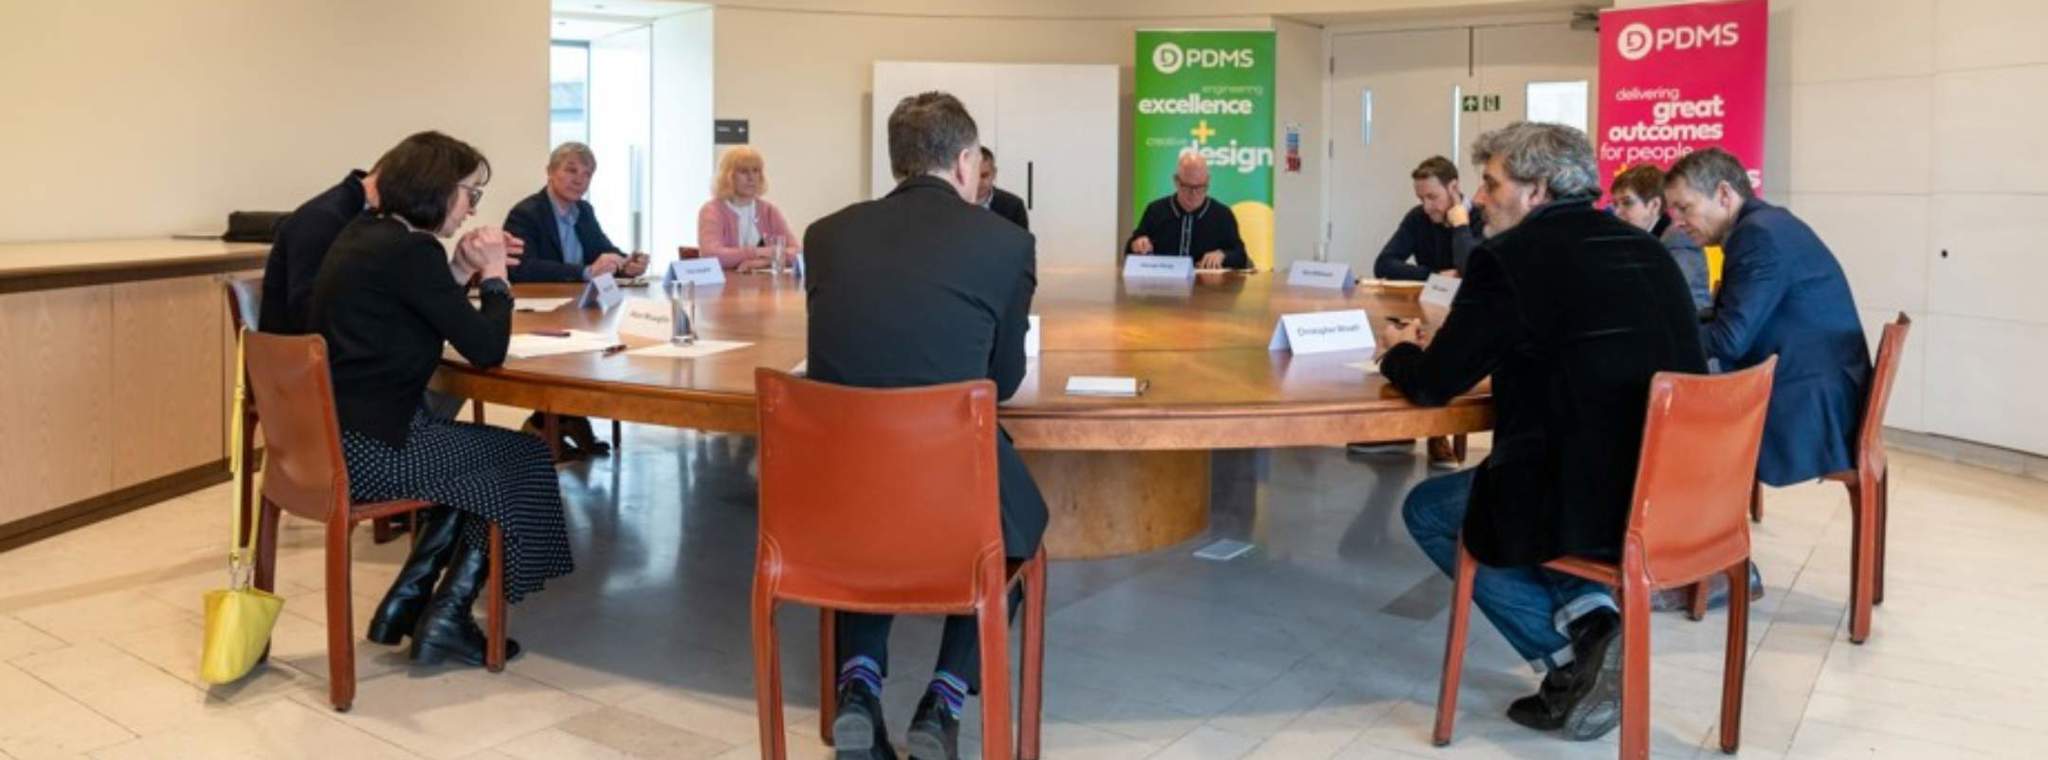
[309,131,572,666]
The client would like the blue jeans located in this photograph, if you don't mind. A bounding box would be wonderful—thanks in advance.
[1402,470,1616,672]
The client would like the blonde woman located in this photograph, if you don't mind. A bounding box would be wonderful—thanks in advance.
[698,147,800,271]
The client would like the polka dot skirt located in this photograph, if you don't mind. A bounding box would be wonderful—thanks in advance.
[341,410,573,604]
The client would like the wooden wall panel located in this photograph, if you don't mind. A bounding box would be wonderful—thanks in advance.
[0,287,114,524]
[110,275,225,490]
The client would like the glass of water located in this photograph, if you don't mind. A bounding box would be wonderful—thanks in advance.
[769,235,787,276]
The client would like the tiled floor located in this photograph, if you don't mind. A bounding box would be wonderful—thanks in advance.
[3,419,2045,759]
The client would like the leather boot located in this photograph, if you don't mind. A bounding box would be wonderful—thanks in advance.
[365,506,462,645]
[408,525,521,666]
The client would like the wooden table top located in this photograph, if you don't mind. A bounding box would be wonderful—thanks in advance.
[0,238,269,294]
[433,268,1493,450]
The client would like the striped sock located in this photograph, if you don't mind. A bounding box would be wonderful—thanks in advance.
[838,655,882,695]
[928,671,969,719]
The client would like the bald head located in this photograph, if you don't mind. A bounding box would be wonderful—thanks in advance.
[1173,151,1211,212]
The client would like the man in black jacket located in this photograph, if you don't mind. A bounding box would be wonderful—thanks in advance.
[1124,152,1250,269]
[502,142,647,283]
[1373,155,1486,281]
[975,146,1029,230]
[805,91,1045,760]
[1380,123,1707,741]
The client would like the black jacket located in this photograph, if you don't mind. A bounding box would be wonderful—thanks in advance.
[259,171,367,334]
[803,175,1047,558]
[503,188,622,283]
[1373,204,1486,281]
[1380,198,1707,567]
[310,216,512,447]
[1124,195,1250,268]
[986,187,1029,230]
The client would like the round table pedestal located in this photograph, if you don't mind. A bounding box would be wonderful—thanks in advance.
[1023,450,1211,559]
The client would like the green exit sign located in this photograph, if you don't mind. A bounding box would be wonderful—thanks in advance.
[1461,95,1504,113]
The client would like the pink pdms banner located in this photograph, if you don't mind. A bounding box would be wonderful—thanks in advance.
[1596,0,1769,199]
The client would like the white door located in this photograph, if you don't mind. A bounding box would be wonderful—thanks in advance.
[1327,29,1473,272]
[870,62,999,198]
[1475,24,1599,137]
[994,64,1120,269]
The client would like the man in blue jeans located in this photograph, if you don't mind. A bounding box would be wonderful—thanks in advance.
[1378,122,1707,741]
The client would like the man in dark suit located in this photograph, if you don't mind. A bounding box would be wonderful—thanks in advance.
[975,146,1029,230]
[1665,147,1871,487]
[1382,123,1707,742]
[502,142,647,283]
[805,91,1045,760]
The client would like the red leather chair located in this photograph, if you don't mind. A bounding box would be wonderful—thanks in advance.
[242,332,508,712]
[750,369,1047,760]
[1433,358,1778,759]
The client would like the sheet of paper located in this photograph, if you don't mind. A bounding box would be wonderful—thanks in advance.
[623,339,750,359]
[1346,360,1381,374]
[505,329,616,359]
[1064,376,1141,397]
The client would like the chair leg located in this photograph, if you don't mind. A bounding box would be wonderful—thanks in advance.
[977,586,1015,760]
[237,408,260,547]
[818,609,837,745]
[253,500,281,595]
[1431,544,1478,747]
[1719,560,1750,754]
[751,581,787,760]
[1020,549,1048,760]
[1749,481,1763,523]
[1874,469,1890,606]
[326,521,355,712]
[486,524,507,672]
[611,419,622,454]
[542,414,563,462]
[1688,580,1710,622]
[1847,478,1877,645]
[1619,578,1652,760]
[471,399,484,425]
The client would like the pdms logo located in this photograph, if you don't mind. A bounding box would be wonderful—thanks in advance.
[1617,21,1741,61]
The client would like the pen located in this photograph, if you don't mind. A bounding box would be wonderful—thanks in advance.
[601,343,628,356]
[529,329,571,338]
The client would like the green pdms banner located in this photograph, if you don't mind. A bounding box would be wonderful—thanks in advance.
[1132,29,1277,270]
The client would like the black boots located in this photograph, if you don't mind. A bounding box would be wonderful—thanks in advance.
[905,691,961,760]
[832,681,897,760]
[408,523,521,666]
[365,506,461,645]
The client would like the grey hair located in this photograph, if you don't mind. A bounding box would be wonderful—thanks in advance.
[547,142,596,171]
[1469,122,1598,198]
[1664,147,1756,201]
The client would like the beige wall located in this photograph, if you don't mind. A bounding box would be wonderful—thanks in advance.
[0,0,550,243]
[712,6,1330,256]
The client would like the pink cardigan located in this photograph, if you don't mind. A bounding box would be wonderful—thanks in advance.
[697,197,799,270]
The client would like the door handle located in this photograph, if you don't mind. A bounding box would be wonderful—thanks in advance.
[1026,161,1035,210]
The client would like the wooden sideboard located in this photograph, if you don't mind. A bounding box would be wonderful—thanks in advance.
[0,239,267,549]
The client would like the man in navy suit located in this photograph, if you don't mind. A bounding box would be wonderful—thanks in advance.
[1664,148,1871,487]
[503,142,647,283]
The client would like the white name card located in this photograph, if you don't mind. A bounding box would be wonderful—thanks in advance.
[1288,260,1355,289]
[1123,255,1195,280]
[579,273,624,311]
[617,299,672,341]
[1025,314,1041,357]
[1268,309,1376,355]
[1420,273,1462,307]
[1065,376,1143,396]
[666,258,726,286]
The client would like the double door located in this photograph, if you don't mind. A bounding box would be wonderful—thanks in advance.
[1326,23,1596,267]
[870,62,1120,269]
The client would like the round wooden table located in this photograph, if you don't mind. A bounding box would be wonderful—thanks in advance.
[432,268,1492,558]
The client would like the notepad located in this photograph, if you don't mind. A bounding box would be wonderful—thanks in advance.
[1064,376,1144,397]
[1346,360,1381,374]
[504,330,615,359]
[623,339,750,359]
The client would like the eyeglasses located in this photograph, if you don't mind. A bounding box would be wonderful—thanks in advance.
[457,183,485,207]
[1175,179,1209,192]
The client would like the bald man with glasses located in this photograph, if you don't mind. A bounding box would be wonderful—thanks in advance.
[1125,152,1250,270]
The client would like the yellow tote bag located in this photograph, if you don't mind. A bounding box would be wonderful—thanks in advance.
[200,328,284,685]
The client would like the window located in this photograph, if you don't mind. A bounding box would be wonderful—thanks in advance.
[1525,80,1589,133]
[550,42,590,147]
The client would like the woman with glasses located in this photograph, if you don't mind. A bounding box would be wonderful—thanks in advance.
[698,146,802,272]
[309,131,573,667]
[1609,164,1712,311]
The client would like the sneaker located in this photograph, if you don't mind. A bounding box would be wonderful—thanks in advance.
[904,691,960,760]
[1559,610,1623,741]
[1505,669,1576,731]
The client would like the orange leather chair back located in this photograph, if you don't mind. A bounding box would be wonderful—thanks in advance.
[243,331,351,525]
[753,369,1004,612]
[1626,358,1777,588]
[679,246,701,260]
[225,276,262,333]
[1856,314,1912,478]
